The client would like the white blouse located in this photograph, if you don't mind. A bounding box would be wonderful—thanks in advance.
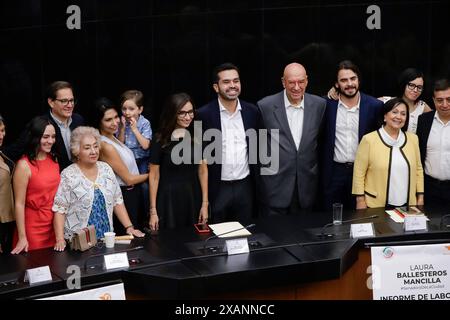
[52,161,123,239]
[408,100,426,133]
[379,127,408,206]
[101,135,139,186]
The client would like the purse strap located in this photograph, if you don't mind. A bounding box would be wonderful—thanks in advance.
[83,227,91,244]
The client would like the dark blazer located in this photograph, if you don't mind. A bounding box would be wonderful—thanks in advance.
[416,110,435,167]
[320,92,383,188]
[257,91,326,209]
[4,111,84,171]
[196,99,260,204]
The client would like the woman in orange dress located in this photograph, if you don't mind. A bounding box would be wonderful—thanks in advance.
[11,116,60,253]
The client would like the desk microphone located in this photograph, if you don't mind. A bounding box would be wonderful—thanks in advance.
[319,215,378,238]
[83,245,144,271]
[439,214,450,229]
[202,223,256,253]
[143,227,158,236]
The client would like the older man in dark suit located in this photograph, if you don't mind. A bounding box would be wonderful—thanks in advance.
[4,81,84,171]
[258,63,326,215]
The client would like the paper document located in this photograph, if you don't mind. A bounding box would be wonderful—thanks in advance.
[209,221,251,238]
[385,207,429,223]
[385,210,404,223]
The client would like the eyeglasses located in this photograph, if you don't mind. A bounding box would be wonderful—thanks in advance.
[434,97,450,105]
[177,110,194,118]
[406,83,423,92]
[285,79,307,88]
[54,98,77,106]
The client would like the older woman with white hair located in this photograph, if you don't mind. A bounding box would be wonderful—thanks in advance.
[53,126,144,251]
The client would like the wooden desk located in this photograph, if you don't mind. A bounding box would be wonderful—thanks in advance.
[211,248,372,300]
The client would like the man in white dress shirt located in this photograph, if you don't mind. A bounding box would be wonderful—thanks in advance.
[257,63,326,215]
[417,78,450,209]
[321,60,383,211]
[196,63,260,223]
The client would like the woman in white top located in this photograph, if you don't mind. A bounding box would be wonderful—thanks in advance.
[53,126,144,251]
[92,98,149,233]
[328,68,432,133]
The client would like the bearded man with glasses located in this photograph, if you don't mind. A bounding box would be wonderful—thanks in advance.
[4,81,84,170]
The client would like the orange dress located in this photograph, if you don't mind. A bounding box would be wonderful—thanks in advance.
[13,155,60,250]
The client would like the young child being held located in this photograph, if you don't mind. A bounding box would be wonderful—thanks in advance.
[117,90,152,223]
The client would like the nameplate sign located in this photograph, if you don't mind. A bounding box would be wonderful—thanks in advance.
[350,223,375,238]
[404,215,428,232]
[225,238,249,255]
[371,243,450,300]
[39,283,126,300]
[24,266,52,285]
[104,253,129,270]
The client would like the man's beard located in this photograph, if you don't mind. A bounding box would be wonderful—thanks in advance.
[337,86,359,99]
[219,90,240,101]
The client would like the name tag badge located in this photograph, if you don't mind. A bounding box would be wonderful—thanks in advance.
[104,252,129,270]
[404,215,428,232]
[225,238,249,255]
[24,266,53,285]
[350,223,375,238]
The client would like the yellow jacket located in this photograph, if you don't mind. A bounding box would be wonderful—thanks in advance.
[352,130,424,208]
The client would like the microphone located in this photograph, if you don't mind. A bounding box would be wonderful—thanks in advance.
[439,214,450,229]
[318,215,378,239]
[143,227,158,236]
[202,223,256,254]
[83,245,144,271]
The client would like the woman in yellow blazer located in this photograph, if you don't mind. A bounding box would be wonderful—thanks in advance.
[352,97,424,209]
[0,115,15,253]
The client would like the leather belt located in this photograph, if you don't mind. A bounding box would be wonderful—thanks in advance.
[220,176,250,184]
[426,175,450,186]
[333,161,354,169]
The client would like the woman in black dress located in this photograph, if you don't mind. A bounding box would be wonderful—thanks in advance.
[149,93,208,230]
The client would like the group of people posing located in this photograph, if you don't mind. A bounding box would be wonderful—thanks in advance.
[0,61,449,255]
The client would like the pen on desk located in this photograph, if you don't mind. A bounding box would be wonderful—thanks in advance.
[316,233,334,238]
[394,209,405,218]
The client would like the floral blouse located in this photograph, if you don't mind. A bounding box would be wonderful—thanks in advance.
[52,161,123,239]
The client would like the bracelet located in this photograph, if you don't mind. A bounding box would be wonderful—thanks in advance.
[125,224,134,230]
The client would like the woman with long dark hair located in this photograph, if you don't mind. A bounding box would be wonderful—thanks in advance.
[91,98,148,233]
[148,93,208,231]
[11,116,60,253]
[378,68,432,133]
